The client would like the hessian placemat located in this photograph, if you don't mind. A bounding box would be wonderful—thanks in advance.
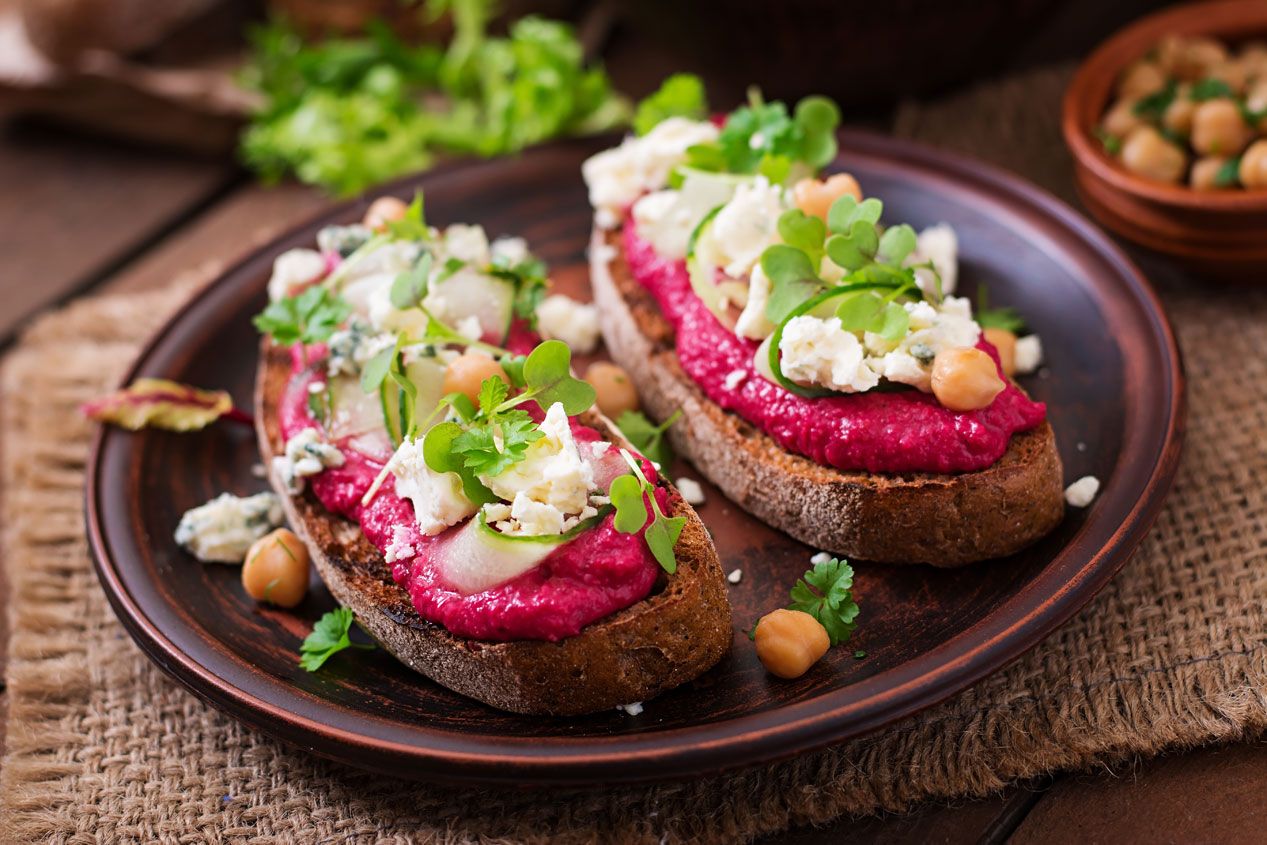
[4,65,1267,843]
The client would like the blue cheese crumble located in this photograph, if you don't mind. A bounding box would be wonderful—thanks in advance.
[175,492,283,563]
[273,428,345,494]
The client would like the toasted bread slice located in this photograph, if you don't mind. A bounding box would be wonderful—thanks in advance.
[590,228,1065,566]
[256,341,732,715]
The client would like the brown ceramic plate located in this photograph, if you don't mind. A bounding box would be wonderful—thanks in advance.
[86,133,1184,786]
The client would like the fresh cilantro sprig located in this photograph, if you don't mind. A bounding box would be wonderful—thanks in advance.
[616,409,682,468]
[760,193,921,335]
[610,450,686,573]
[787,557,860,646]
[299,607,376,671]
[424,340,596,484]
[634,73,709,136]
[253,286,351,346]
[679,89,840,184]
[975,287,1027,334]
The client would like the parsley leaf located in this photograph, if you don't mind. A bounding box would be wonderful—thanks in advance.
[487,254,549,325]
[1214,156,1242,187]
[1132,80,1177,120]
[389,252,433,309]
[253,286,351,346]
[681,90,839,179]
[616,409,682,468]
[477,375,509,416]
[422,421,497,504]
[385,191,429,241]
[788,558,860,646]
[634,73,709,135]
[299,607,375,671]
[1189,78,1234,102]
[975,287,1027,334]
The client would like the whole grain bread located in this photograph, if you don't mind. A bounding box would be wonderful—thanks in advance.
[590,228,1066,566]
[256,341,732,715]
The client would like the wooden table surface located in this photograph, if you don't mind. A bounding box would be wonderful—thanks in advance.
[2,118,1265,845]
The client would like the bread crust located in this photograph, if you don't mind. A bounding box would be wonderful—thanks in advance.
[590,228,1066,566]
[256,342,731,715]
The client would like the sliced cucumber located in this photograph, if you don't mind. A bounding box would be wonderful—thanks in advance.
[440,512,570,595]
[428,270,516,344]
[686,207,742,331]
[378,356,449,446]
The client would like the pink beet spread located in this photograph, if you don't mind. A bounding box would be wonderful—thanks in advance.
[622,219,1047,474]
[279,363,662,642]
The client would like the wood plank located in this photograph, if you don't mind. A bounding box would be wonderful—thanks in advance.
[0,121,237,339]
[1011,742,1267,844]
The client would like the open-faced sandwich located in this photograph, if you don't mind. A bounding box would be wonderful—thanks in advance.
[585,86,1064,565]
[252,196,731,714]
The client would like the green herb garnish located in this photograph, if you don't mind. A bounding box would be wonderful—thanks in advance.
[680,89,839,181]
[975,287,1027,334]
[1094,128,1123,156]
[253,286,352,346]
[240,5,629,196]
[788,557,860,646]
[299,608,376,671]
[1214,156,1242,188]
[1189,78,1235,102]
[616,409,683,468]
[1131,80,1177,120]
[634,73,709,136]
[610,451,685,574]
[389,252,434,310]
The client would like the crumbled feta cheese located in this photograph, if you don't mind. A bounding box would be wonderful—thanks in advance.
[702,176,787,278]
[174,492,283,563]
[481,403,596,535]
[250,462,267,479]
[676,477,706,505]
[862,296,981,392]
[630,171,739,260]
[267,248,327,302]
[307,381,326,394]
[327,319,394,377]
[1077,441,1087,452]
[444,224,491,265]
[482,502,513,523]
[490,236,529,265]
[1014,335,1044,374]
[727,569,743,584]
[582,117,721,227]
[905,224,959,295]
[455,315,483,341]
[810,551,832,565]
[723,368,747,391]
[317,224,371,257]
[390,438,477,535]
[1064,475,1101,508]
[272,428,345,494]
[734,264,776,341]
[536,294,601,354]
[617,702,644,716]
[590,242,617,264]
[779,316,880,393]
[384,525,417,564]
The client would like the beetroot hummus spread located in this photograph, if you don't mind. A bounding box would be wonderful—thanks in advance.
[279,365,662,642]
[622,221,1047,475]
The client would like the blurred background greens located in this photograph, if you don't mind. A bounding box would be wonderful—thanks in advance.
[0,0,1176,197]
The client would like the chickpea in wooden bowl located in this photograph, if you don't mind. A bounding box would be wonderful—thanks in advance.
[1063,0,1267,277]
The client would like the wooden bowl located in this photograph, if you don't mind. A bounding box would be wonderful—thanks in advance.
[1062,0,1267,278]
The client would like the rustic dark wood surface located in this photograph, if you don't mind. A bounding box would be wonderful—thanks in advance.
[0,126,1251,842]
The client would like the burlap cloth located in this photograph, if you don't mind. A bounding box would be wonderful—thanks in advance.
[4,65,1266,844]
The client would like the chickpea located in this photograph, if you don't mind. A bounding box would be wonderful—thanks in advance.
[792,173,863,221]
[1207,60,1247,94]
[1158,35,1228,80]
[1240,140,1267,189]
[1190,156,1233,190]
[931,347,1005,412]
[243,529,311,608]
[584,361,639,419]
[443,352,509,406]
[1245,80,1267,132]
[1101,98,1142,138]
[1191,99,1252,156]
[1120,126,1187,183]
[982,327,1018,377]
[754,609,830,679]
[1117,60,1166,99]
[362,196,409,231]
[1162,96,1196,136]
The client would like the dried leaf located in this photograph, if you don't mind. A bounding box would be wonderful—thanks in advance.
[82,378,238,431]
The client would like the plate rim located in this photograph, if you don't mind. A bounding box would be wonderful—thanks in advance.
[85,130,1186,786]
